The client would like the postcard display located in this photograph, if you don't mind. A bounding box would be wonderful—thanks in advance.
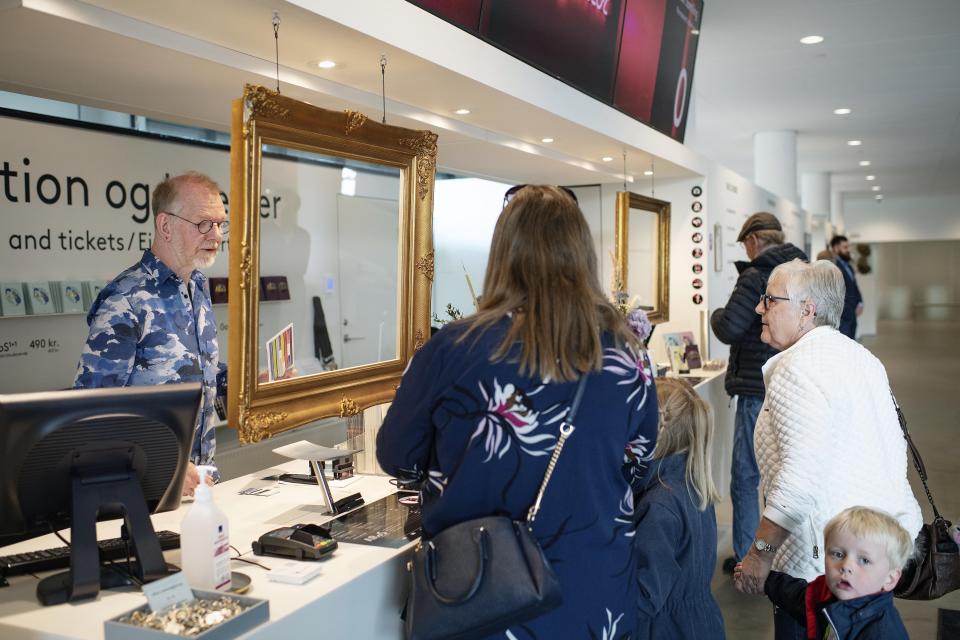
[0,114,362,394]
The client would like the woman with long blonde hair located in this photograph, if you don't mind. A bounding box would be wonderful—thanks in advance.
[378,186,659,639]
[633,377,725,639]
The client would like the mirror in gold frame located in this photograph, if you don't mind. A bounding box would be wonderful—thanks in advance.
[228,85,435,443]
[615,191,670,324]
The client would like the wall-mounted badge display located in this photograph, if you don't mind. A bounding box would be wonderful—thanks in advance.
[691,201,703,213]
[692,248,703,259]
[691,186,702,197]
[692,232,703,243]
[692,278,703,289]
[692,264,703,274]
[692,293,703,305]
[691,216,703,228]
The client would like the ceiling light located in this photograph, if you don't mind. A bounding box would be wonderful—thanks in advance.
[871,186,881,191]
[847,140,862,146]
[875,194,883,201]
[800,35,825,45]
[454,108,471,115]
[317,60,337,69]
[602,156,614,162]
[865,175,875,181]
[859,160,871,167]
[643,170,654,176]
[541,137,554,143]
[833,108,851,115]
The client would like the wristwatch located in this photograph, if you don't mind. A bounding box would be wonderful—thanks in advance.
[754,538,778,553]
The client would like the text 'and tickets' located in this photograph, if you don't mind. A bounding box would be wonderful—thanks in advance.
[1,158,282,252]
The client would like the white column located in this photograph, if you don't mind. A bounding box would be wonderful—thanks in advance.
[801,172,830,216]
[830,189,845,232]
[754,130,797,203]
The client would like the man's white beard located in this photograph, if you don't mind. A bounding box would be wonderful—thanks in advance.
[194,251,217,270]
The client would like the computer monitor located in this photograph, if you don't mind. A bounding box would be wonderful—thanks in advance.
[0,383,201,605]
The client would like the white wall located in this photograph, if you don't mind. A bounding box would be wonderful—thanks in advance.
[843,193,960,243]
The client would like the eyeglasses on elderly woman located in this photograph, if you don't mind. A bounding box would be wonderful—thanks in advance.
[502,184,579,208]
[759,292,791,310]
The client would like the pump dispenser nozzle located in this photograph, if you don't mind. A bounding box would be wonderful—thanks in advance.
[195,465,216,501]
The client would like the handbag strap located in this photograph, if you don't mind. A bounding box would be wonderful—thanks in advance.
[525,373,589,525]
[890,391,943,523]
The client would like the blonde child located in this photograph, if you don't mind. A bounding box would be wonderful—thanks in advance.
[761,506,912,639]
[634,378,725,639]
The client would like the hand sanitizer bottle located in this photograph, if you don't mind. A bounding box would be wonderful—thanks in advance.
[180,465,231,591]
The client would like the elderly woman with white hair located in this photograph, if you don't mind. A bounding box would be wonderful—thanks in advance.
[733,259,922,640]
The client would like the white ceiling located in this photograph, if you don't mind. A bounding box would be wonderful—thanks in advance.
[1,0,958,207]
[687,0,960,203]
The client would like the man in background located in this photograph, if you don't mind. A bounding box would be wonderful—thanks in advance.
[74,172,228,496]
[830,234,863,339]
[710,212,808,574]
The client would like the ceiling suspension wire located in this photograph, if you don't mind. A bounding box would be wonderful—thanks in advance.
[272,11,281,93]
[380,54,388,124]
[622,151,628,192]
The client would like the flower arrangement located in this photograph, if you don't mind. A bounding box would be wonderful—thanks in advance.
[610,251,652,343]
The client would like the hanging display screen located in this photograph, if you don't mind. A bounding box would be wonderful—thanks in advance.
[407,0,704,142]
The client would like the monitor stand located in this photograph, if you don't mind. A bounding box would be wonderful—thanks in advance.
[309,460,338,515]
[37,471,168,606]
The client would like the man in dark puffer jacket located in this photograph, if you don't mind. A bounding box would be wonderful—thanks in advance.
[710,212,807,574]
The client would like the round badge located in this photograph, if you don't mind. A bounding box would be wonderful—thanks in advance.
[692,263,703,274]
[692,232,703,243]
[692,278,703,289]
[691,186,702,197]
[692,293,703,304]
[692,201,703,213]
[691,216,703,228]
[692,248,703,259]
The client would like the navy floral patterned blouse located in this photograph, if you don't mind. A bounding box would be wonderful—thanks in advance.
[377,318,658,639]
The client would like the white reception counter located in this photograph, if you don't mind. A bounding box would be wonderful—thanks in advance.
[0,367,732,640]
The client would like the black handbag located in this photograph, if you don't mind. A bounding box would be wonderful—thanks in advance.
[403,375,589,640]
[890,393,960,600]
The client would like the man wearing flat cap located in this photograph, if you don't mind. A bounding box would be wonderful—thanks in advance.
[710,212,807,574]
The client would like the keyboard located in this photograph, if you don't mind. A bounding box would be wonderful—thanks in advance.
[0,530,181,578]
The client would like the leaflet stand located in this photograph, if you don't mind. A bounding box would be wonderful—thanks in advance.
[309,460,338,515]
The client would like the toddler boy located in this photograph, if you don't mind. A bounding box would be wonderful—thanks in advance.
[762,506,912,639]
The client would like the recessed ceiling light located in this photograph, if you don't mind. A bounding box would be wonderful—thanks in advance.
[875,194,884,201]
[317,60,337,69]
[541,137,554,143]
[833,108,852,115]
[847,140,862,146]
[859,160,871,167]
[871,186,881,191]
[865,175,876,181]
[602,156,614,162]
[800,35,825,45]
[643,170,654,176]
[454,108,471,115]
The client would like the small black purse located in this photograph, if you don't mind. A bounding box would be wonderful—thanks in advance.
[403,375,588,640]
[890,393,960,600]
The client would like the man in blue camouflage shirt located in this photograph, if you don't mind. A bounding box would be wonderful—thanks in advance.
[74,172,227,496]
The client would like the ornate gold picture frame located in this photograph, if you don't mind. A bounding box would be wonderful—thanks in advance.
[615,191,671,324]
[227,85,435,442]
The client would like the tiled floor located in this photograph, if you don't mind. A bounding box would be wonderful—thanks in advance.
[710,320,960,639]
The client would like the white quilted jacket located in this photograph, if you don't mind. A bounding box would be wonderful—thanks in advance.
[755,326,923,580]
